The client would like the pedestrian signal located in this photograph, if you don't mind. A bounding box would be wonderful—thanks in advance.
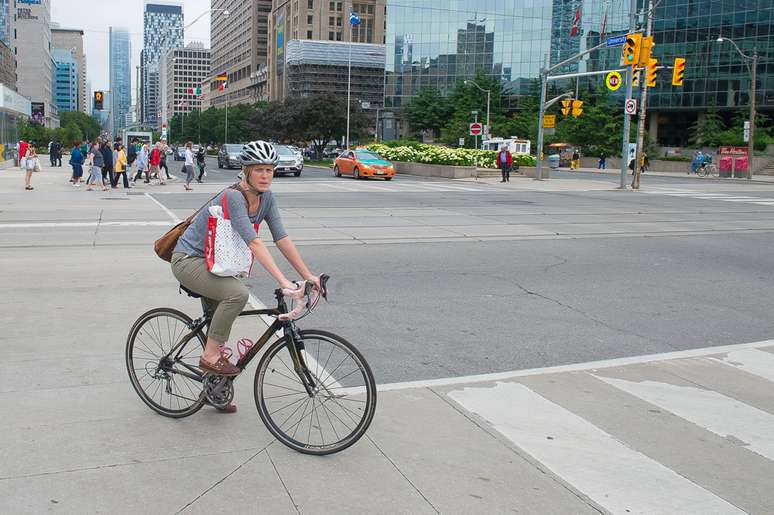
[571,100,583,118]
[647,58,658,87]
[622,33,642,66]
[672,57,685,86]
[633,69,641,88]
[638,36,654,66]
[94,91,104,110]
[561,99,572,116]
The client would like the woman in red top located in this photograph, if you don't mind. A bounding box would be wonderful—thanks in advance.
[149,142,164,185]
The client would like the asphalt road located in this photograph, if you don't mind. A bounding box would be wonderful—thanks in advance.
[152,167,774,385]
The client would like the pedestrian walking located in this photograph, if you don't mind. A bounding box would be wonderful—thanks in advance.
[598,152,606,170]
[641,152,649,174]
[100,139,114,187]
[49,140,59,167]
[149,142,164,185]
[23,145,37,190]
[159,139,171,181]
[86,143,108,191]
[18,139,28,169]
[183,141,195,191]
[69,141,84,187]
[133,143,149,183]
[496,145,512,183]
[571,150,580,170]
[196,145,206,183]
[112,142,130,189]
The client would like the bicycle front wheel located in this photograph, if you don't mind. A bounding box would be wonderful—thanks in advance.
[126,308,206,418]
[254,329,377,455]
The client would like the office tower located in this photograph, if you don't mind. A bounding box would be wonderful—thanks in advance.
[142,1,183,126]
[109,27,132,132]
[51,27,87,114]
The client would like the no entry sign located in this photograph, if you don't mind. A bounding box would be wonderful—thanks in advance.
[469,123,483,136]
[606,71,622,91]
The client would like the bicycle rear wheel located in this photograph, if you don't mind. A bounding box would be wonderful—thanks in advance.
[126,308,206,418]
[254,329,377,455]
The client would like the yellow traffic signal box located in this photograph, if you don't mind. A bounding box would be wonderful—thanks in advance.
[638,36,654,66]
[672,57,685,86]
[571,100,583,117]
[622,33,642,66]
[561,99,572,116]
[646,58,658,87]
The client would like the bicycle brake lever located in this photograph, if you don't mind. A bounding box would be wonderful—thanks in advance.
[319,274,330,300]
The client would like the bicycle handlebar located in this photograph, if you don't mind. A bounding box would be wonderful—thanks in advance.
[275,273,330,322]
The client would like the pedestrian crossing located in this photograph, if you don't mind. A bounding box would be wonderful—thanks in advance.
[645,187,774,206]
[446,342,774,514]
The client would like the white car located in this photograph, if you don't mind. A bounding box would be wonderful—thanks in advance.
[274,145,304,177]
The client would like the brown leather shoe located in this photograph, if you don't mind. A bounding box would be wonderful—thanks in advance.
[199,356,240,377]
[216,403,237,414]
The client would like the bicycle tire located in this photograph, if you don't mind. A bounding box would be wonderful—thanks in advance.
[126,307,207,418]
[697,166,707,177]
[707,164,718,177]
[254,329,377,456]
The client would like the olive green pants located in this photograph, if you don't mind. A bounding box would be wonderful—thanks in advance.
[171,252,249,342]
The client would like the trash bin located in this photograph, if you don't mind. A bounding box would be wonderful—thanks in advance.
[719,156,733,178]
[734,156,748,178]
[548,154,560,169]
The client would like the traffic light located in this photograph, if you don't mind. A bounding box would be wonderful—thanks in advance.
[672,57,685,86]
[638,36,654,66]
[94,91,104,110]
[632,68,641,88]
[561,99,572,116]
[571,100,583,117]
[646,58,658,87]
[622,33,642,66]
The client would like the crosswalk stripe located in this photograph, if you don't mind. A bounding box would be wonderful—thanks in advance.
[596,375,774,462]
[448,382,744,514]
[712,348,774,383]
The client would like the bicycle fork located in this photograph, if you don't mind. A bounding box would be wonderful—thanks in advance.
[285,323,318,396]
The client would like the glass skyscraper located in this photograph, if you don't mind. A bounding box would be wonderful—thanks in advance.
[383,0,773,145]
[142,2,183,126]
[52,49,78,112]
[109,27,132,133]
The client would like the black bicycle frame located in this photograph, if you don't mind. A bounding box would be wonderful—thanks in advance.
[161,288,317,395]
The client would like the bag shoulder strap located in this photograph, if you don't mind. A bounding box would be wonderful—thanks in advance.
[221,183,251,221]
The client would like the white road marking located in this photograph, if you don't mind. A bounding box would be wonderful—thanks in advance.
[318,182,359,192]
[596,375,774,462]
[448,382,744,515]
[375,339,774,392]
[144,192,181,223]
[0,221,171,229]
[712,348,774,383]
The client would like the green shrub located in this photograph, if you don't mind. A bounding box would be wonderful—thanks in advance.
[366,143,535,169]
[657,156,692,162]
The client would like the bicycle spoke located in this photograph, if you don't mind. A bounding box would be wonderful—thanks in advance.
[264,383,307,394]
[323,367,363,389]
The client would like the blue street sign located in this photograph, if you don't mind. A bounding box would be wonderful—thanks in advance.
[606,35,627,47]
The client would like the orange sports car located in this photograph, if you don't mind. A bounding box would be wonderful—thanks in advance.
[333,150,395,180]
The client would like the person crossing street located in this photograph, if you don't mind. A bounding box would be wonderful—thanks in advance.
[497,145,512,183]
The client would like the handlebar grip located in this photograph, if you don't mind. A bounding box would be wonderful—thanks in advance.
[319,274,330,299]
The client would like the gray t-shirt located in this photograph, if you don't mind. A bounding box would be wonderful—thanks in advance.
[91,145,104,167]
[174,188,288,258]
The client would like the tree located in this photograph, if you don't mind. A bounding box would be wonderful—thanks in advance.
[439,73,507,147]
[59,111,101,143]
[405,88,452,138]
[298,95,369,156]
[688,103,725,147]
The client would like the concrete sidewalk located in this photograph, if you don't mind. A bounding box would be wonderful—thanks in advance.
[2,163,774,514]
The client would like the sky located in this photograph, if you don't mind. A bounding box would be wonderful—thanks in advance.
[51,0,212,102]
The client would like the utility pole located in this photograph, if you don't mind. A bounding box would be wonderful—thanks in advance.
[633,0,654,189]
[748,49,757,179]
[535,55,548,180]
[620,0,638,189]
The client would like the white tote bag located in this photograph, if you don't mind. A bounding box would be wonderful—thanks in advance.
[204,191,254,277]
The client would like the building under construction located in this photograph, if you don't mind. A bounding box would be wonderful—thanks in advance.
[283,40,385,123]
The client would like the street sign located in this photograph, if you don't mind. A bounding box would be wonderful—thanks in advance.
[624,98,638,115]
[469,123,483,136]
[744,120,750,142]
[605,71,622,91]
[544,114,556,128]
[606,35,627,47]
[458,137,465,146]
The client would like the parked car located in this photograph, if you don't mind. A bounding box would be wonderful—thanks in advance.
[334,150,395,180]
[217,144,244,169]
[174,146,185,161]
[274,145,304,177]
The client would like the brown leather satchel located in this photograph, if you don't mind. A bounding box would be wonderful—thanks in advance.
[153,187,234,262]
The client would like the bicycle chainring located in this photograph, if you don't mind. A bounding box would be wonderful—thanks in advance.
[202,374,234,409]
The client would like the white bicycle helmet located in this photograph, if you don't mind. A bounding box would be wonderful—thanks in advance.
[239,140,278,165]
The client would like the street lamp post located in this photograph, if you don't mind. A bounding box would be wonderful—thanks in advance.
[465,80,491,141]
[717,36,757,180]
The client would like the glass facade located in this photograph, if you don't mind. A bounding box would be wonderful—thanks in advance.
[384,0,774,145]
[142,3,183,126]
[647,0,774,145]
[109,27,132,132]
[52,49,78,113]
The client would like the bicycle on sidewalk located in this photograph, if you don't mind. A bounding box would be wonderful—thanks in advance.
[125,275,377,455]
[696,162,718,177]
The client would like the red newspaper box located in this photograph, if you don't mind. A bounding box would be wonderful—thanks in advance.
[734,156,749,178]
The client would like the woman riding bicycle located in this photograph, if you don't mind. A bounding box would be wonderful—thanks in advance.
[171,140,320,384]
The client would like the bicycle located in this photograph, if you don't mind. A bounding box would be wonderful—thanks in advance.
[697,163,717,177]
[125,275,377,455]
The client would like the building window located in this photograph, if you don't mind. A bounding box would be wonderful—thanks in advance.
[336,31,342,41]
[336,17,342,26]
[307,30,313,39]
[336,2,342,11]
[308,0,314,8]
[307,14,313,24]
[329,1,335,11]
[329,16,334,26]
